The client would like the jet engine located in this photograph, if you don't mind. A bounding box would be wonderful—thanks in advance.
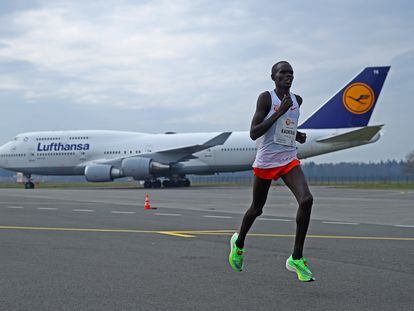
[85,158,170,182]
[121,157,170,179]
[84,164,122,182]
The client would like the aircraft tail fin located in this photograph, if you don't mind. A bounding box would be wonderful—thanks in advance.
[299,66,390,129]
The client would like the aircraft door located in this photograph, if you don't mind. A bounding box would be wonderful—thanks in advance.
[145,144,153,153]
[27,148,35,162]
[203,148,216,166]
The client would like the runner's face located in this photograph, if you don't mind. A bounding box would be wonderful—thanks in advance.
[273,63,294,89]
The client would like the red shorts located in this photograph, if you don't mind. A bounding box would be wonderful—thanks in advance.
[253,159,301,180]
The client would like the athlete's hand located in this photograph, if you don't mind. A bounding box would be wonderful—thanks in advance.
[277,94,293,116]
[296,131,306,144]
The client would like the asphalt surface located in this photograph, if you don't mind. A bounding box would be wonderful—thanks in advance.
[0,186,413,311]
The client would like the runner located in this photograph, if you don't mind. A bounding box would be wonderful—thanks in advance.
[229,61,315,282]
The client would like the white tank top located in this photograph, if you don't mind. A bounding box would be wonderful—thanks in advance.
[252,90,300,169]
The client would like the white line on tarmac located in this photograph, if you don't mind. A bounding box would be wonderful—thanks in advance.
[111,211,136,214]
[322,221,359,225]
[259,218,292,222]
[154,213,182,217]
[72,209,94,213]
[6,206,24,209]
[37,207,57,210]
[203,215,233,219]
[395,225,414,228]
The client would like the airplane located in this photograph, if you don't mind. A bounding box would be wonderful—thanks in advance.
[0,66,390,189]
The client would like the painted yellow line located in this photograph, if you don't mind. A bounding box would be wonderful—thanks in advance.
[157,231,195,238]
[174,230,235,234]
[0,225,195,238]
[0,226,412,241]
[0,225,155,234]
[174,231,414,241]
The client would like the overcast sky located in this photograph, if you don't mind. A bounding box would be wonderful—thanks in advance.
[0,0,413,163]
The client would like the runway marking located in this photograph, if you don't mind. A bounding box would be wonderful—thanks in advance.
[72,209,94,212]
[395,225,414,228]
[322,221,359,225]
[6,206,24,209]
[0,226,412,241]
[157,231,195,238]
[37,207,57,210]
[203,215,233,219]
[154,213,182,217]
[111,211,136,214]
[171,230,414,241]
[259,218,292,222]
[0,225,195,238]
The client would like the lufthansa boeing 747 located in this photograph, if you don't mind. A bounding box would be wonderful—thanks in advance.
[0,66,390,188]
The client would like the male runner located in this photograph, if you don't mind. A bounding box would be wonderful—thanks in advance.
[229,61,315,282]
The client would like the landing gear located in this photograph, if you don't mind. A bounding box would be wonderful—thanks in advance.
[143,179,162,189]
[143,177,191,188]
[162,177,191,188]
[24,174,35,189]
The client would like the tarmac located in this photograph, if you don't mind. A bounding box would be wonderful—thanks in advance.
[0,186,413,311]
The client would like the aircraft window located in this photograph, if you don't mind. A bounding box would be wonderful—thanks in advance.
[130,151,132,154]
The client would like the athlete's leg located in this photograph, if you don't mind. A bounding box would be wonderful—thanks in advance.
[236,176,272,249]
[281,166,313,259]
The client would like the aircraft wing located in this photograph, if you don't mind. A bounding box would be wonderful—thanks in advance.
[141,132,232,163]
[316,125,383,143]
[100,132,232,166]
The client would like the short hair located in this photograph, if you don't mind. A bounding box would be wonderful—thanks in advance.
[271,61,290,77]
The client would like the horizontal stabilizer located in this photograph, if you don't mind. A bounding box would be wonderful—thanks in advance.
[316,125,383,143]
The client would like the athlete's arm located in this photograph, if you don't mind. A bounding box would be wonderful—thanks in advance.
[294,94,307,144]
[250,91,293,141]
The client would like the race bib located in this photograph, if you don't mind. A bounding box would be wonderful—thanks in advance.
[274,114,297,147]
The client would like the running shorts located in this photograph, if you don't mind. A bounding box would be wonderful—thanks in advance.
[253,159,301,180]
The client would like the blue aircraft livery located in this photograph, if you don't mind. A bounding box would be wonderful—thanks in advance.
[299,66,390,129]
[37,142,90,152]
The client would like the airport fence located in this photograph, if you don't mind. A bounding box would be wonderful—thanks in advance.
[189,174,414,186]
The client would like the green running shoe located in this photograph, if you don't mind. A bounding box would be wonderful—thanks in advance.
[229,232,244,272]
[286,255,315,282]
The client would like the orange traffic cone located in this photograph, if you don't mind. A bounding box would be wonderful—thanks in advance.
[144,194,153,210]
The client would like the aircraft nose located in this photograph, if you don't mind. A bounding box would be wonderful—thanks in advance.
[0,144,5,168]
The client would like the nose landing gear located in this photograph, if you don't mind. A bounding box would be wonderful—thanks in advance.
[24,174,35,189]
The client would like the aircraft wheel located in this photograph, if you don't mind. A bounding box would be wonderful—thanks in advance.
[152,180,162,188]
[25,182,35,189]
[143,180,152,188]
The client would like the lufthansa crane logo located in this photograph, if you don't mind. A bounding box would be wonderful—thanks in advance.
[343,83,375,115]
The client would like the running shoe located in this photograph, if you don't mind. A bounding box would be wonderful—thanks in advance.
[286,255,315,282]
[229,232,244,272]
